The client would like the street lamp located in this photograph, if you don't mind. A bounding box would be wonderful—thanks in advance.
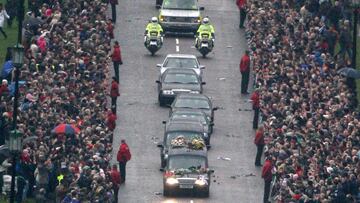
[8,130,22,203]
[10,45,24,68]
[9,130,22,153]
[352,0,360,69]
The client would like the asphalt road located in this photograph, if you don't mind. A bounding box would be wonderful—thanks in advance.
[111,0,263,202]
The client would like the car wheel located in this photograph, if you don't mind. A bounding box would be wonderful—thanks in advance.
[159,94,165,106]
[202,189,209,198]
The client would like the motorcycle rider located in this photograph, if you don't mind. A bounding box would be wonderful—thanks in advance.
[144,17,163,46]
[195,17,215,48]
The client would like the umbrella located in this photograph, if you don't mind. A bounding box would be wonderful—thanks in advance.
[22,136,38,145]
[337,67,360,79]
[23,16,43,28]
[1,60,13,78]
[52,124,80,135]
[0,145,10,157]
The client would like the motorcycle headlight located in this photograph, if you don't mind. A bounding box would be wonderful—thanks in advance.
[190,91,200,94]
[162,90,174,95]
[195,179,207,186]
[166,178,179,185]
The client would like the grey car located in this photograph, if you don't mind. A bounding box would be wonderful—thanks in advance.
[158,0,204,34]
[170,93,218,124]
[156,68,205,106]
[157,54,205,77]
[162,147,214,197]
[157,121,208,168]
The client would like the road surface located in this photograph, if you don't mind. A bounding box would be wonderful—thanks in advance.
[112,0,263,202]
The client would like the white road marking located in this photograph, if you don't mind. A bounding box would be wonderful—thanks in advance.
[176,45,180,52]
[176,38,179,45]
[190,200,194,203]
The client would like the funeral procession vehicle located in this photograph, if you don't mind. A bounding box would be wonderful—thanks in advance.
[158,0,204,34]
[161,146,213,197]
[170,93,218,124]
[157,121,209,168]
[156,68,205,106]
[165,110,213,141]
[157,54,205,77]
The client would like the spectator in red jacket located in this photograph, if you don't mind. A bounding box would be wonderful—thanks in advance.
[236,0,247,28]
[250,88,260,129]
[106,108,117,131]
[107,19,114,39]
[110,164,121,203]
[254,126,265,166]
[110,77,120,113]
[240,50,251,94]
[262,154,273,203]
[111,41,123,81]
[117,139,131,183]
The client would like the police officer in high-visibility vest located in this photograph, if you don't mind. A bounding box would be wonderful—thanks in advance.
[195,17,215,48]
[144,17,164,46]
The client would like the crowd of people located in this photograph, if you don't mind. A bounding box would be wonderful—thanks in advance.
[244,0,360,202]
[0,0,121,202]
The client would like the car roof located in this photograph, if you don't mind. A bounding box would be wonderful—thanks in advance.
[163,68,197,75]
[166,54,197,59]
[170,116,204,123]
[172,109,207,116]
[176,93,210,100]
[166,121,204,132]
[168,147,207,157]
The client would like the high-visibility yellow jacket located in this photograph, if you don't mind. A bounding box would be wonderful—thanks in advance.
[196,24,215,36]
[146,23,163,35]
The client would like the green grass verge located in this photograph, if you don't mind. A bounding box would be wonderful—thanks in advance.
[0,0,29,65]
[0,195,35,203]
[0,0,19,65]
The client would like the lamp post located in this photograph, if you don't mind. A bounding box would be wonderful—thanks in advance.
[8,0,25,201]
[9,130,22,203]
[352,0,360,69]
[9,44,24,203]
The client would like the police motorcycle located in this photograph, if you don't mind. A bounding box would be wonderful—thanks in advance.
[195,18,214,58]
[144,17,164,56]
[196,31,214,58]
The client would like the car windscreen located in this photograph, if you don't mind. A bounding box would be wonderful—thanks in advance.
[163,73,199,84]
[173,98,210,109]
[168,155,206,170]
[164,58,198,69]
[166,131,202,145]
[172,114,206,124]
[162,0,198,10]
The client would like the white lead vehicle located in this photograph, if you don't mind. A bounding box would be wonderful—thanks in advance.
[158,0,204,34]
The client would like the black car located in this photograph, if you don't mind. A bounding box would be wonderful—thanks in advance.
[165,110,212,144]
[156,68,205,106]
[157,121,208,168]
[170,93,218,124]
[161,147,214,197]
[170,109,213,134]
